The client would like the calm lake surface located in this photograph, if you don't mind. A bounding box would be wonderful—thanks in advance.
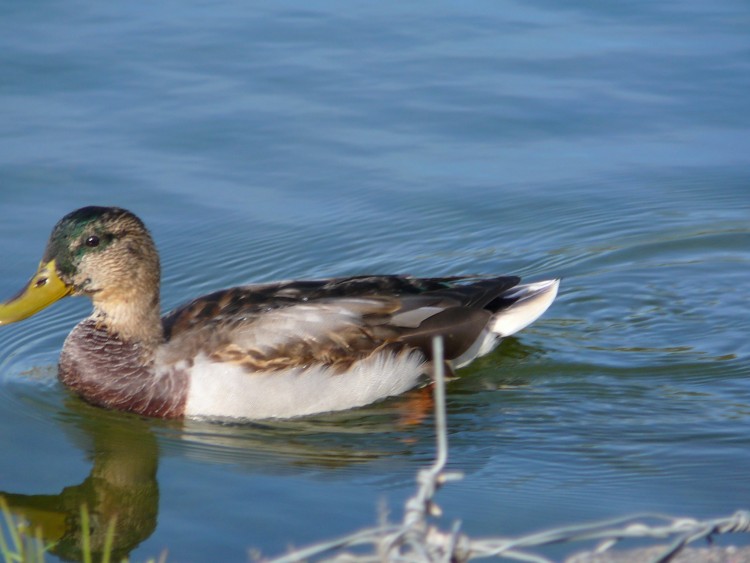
[1,1,749,561]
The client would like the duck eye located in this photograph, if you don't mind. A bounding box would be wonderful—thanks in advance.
[85,235,100,248]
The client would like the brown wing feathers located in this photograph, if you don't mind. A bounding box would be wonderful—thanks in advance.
[160,275,523,372]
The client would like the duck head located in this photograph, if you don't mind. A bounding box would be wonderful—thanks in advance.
[0,206,162,343]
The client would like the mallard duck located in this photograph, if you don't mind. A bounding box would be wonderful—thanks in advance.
[0,206,559,420]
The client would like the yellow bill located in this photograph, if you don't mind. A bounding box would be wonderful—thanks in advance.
[0,260,72,325]
[0,500,68,544]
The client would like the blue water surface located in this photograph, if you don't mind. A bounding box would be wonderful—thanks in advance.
[1,1,749,561]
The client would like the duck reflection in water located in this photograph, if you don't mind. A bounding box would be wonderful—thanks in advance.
[0,333,550,561]
[1,405,159,562]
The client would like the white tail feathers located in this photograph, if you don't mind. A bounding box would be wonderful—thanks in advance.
[490,279,560,337]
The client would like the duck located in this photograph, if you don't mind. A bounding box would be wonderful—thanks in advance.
[0,206,559,420]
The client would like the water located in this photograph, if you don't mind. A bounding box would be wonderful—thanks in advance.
[1,1,749,561]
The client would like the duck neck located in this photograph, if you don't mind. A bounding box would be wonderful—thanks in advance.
[91,287,164,351]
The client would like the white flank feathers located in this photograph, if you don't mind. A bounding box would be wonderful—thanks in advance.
[185,349,426,420]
